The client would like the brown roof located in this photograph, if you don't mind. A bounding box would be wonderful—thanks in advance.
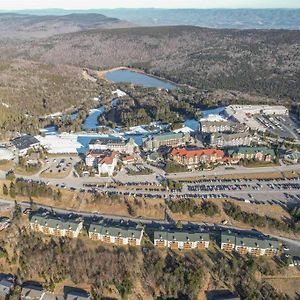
[99,151,118,165]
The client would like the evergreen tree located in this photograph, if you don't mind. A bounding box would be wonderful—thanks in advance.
[2,184,8,196]
[9,182,16,198]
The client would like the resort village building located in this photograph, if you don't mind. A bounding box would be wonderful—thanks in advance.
[142,132,191,151]
[88,222,144,246]
[11,135,40,156]
[21,285,45,300]
[121,155,136,165]
[97,151,118,176]
[210,132,252,148]
[170,147,225,168]
[85,150,119,176]
[154,229,210,250]
[0,279,14,300]
[29,214,83,238]
[89,137,137,155]
[200,115,246,134]
[220,231,279,257]
[225,147,276,163]
[0,146,14,162]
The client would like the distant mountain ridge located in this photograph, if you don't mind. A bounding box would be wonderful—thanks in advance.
[0,12,133,39]
[2,8,300,30]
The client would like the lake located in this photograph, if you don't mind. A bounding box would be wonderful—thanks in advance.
[105,69,177,90]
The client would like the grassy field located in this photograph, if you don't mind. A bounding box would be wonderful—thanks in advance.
[169,197,300,239]
[14,165,41,176]
[0,160,14,172]
[265,275,300,299]
[40,166,72,179]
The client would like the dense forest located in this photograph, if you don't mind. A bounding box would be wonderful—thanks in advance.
[0,223,292,300]
[0,25,299,135]
[0,26,299,103]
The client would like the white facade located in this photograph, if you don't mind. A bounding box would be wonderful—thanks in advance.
[30,219,83,238]
[89,231,143,246]
[88,224,144,246]
[0,147,14,161]
[89,138,136,155]
[98,152,118,176]
[153,239,209,250]
[210,133,252,147]
[85,152,99,167]
[154,231,210,250]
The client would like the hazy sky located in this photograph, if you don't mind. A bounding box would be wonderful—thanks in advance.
[1,0,300,10]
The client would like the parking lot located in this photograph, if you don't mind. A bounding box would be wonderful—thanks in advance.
[41,156,77,178]
[255,114,300,140]
[184,176,300,205]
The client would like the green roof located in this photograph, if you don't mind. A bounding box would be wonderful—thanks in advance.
[151,132,185,142]
[30,214,82,231]
[226,147,275,157]
[221,231,279,249]
[88,223,143,239]
[154,230,209,242]
[221,231,236,244]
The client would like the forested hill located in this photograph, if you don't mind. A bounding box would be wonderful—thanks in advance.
[0,13,133,39]
[1,25,299,102]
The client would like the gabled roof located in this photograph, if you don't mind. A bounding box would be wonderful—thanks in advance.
[88,222,143,239]
[0,279,13,297]
[122,155,135,161]
[41,293,64,300]
[29,214,82,231]
[212,132,251,142]
[226,147,275,157]
[170,147,224,159]
[11,135,40,151]
[99,151,118,165]
[221,231,279,250]
[221,231,236,244]
[66,292,90,300]
[21,286,44,299]
[154,229,210,242]
[89,137,125,145]
[147,132,187,142]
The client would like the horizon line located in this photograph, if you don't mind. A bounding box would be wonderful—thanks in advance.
[1,7,300,11]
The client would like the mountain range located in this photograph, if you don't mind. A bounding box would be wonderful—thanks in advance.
[2,8,300,30]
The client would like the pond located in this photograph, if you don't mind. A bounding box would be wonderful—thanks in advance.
[105,69,177,90]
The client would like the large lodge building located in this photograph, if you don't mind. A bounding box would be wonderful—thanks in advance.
[170,147,225,168]
[169,146,276,168]
[142,132,191,151]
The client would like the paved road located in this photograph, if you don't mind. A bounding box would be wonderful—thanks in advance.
[167,164,300,180]
[1,198,299,255]
[272,235,300,256]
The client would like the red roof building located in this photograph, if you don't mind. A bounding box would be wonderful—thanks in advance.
[170,147,225,168]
